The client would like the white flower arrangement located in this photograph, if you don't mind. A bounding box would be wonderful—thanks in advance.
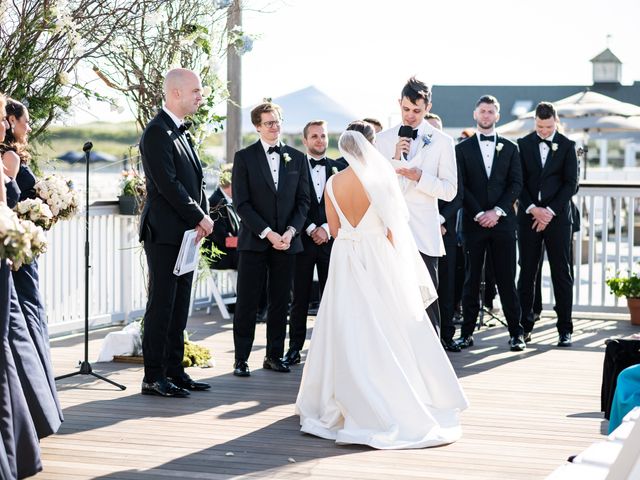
[34,174,80,221]
[0,205,47,270]
[496,142,504,155]
[283,152,292,164]
[15,198,55,230]
[552,143,558,152]
[331,166,339,175]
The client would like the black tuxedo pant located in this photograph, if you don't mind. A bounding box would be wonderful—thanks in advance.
[461,228,523,338]
[289,242,331,351]
[234,249,294,361]
[142,240,193,383]
[517,218,573,335]
[438,242,458,342]
[419,253,440,337]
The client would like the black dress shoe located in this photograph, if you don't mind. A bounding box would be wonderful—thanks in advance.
[283,348,301,365]
[168,374,211,391]
[523,331,532,343]
[141,378,190,398]
[441,339,461,352]
[558,333,572,347]
[509,335,526,352]
[455,335,474,349]
[263,357,290,372]
[233,360,251,377]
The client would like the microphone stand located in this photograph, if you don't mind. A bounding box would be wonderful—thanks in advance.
[55,141,126,390]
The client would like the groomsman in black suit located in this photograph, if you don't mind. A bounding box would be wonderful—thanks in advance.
[517,102,578,347]
[425,113,463,352]
[231,102,310,376]
[285,120,341,366]
[455,95,526,351]
[204,166,240,270]
[139,68,214,397]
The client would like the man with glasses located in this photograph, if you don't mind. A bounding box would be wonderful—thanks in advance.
[231,102,310,377]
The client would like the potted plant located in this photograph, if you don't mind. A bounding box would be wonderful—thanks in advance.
[118,169,146,215]
[606,271,640,326]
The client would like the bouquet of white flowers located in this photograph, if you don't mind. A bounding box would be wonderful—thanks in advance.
[34,174,80,220]
[16,219,48,269]
[15,198,55,230]
[0,204,47,269]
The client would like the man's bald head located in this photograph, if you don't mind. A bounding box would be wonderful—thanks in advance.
[163,68,203,119]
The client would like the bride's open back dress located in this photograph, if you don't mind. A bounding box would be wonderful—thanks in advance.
[295,143,469,449]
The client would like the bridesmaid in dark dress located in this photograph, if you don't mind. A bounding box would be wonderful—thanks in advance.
[1,98,63,438]
[0,93,41,479]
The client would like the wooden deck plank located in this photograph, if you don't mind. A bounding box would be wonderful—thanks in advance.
[33,311,639,479]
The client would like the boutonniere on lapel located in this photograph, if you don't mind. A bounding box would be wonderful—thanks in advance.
[495,142,504,156]
[421,133,433,148]
[551,143,558,155]
[331,166,338,175]
[282,152,292,165]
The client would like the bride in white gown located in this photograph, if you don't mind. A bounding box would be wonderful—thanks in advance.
[295,126,469,449]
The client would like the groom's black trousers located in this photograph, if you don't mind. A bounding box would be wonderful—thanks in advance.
[420,253,441,337]
[234,249,294,361]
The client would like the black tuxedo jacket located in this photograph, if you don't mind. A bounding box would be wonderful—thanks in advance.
[232,141,310,254]
[204,187,239,270]
[302,157,343,251]
[438,157,463,246]
[139,109,207,245]
[517,131,578,225]
[456,134,522,234]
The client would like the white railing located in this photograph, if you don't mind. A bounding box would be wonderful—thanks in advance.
[38,183,640,335]
[39,203,232,336]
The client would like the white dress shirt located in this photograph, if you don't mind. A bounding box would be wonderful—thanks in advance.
[526,131,557,215]
[476,130,496,178]
[261,138,281,189]
[473,131,505,220]
[305,155,330,238]
[162,106,183,128]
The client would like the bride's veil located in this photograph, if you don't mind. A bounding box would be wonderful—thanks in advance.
[338,131,437,318]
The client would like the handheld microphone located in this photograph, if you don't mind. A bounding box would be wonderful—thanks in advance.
[398,125,414,160]
[83,141,93,152]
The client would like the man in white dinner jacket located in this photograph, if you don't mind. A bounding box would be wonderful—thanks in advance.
[375,77,457,337]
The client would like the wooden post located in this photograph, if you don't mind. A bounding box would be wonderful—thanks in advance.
[226,0,242,163]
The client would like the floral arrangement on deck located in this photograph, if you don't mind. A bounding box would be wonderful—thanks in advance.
[34,174,80,220]
[119,169,146,199]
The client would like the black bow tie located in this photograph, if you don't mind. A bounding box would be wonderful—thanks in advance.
[309,158,326,168]
[178,121,192,133]
[398,127,418,140]
[479,134,495,142]
[267,145,281,155]
[538,138,552,148]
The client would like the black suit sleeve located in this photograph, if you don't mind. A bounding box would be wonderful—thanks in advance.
[457,143,483,216]
[495,143,522,213]
[232,149,271,236]
[141,123,205,227]
[517,138,537,209]
[547,140,578,214]
[439,157,463,221]
[286,153,310,233]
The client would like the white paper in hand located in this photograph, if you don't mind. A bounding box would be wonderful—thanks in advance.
[174,229,200,276]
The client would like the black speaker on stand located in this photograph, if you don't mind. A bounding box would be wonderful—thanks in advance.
[55,141,126,390]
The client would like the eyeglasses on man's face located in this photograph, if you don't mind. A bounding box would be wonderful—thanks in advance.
[261,120,281,128]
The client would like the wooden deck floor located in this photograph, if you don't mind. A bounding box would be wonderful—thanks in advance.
[35,310,638,480]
